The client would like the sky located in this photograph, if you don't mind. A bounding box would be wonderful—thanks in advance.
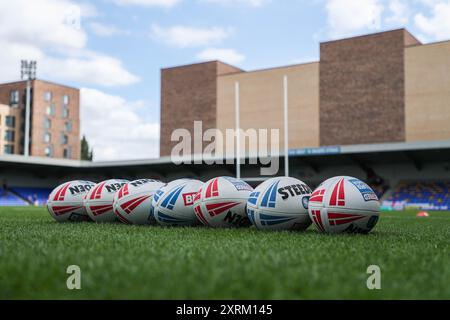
[0,0,449,161]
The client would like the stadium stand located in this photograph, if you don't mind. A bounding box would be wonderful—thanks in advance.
[10,187,52,206]
[383,181,450,211]
[0,140,448,208]
[365,168,389,199]
[0,188,28,206]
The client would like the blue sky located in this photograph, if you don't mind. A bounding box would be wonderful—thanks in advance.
[0,0,449,160]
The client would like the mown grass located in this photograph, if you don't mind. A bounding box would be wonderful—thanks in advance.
[0,206,448,299]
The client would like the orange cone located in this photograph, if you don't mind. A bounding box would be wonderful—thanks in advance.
[416,211,430,217]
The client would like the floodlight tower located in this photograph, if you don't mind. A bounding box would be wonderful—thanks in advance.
[21,60,36,157]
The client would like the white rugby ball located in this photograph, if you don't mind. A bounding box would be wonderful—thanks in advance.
[113,179,165,225]
[84,179,128,223]
[308,176,380,234]
[247,177,313,231]
[152,179,203,226]
[193,176,253,228]
[148,178,191,222]
[47,180,96,222]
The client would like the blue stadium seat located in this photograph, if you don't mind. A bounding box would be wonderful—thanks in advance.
[384,181,450,211]
[0,188,29,206]
[9,187,52,206]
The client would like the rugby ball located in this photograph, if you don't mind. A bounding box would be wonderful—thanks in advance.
[85,179,128,223]
[47,180,96,222]
[113,179,165,225]
[193,176,253,228]
[247,177,313,231]
[308,176,380,234]
[152,179,203,226]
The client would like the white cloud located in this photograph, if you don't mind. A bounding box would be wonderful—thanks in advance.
[325,0,384,38]
[151,24,231,48]
[89,22,130,37]
[111,0,180,7]
[0,0,87,50]
[44,53,139,86]
[0,44,139,86]
[0,40,43,83]
[78,2,99,18]
[414,1,450,41]
[386,0,409,25]
[197,48,245,64]
[0,0,139,86]
[201,0,267,7]
[80,88,159,161]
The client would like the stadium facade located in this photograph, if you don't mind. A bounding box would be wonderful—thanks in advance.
[0,79,80,159]
[160,28,450,156]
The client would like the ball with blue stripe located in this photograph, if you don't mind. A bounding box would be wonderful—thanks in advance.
[247,177,313,231]
[152,179,203,226]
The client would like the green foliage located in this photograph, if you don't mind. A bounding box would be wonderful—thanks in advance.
[80,135,93,161]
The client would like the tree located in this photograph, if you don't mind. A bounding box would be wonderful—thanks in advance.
[80,135,93,161]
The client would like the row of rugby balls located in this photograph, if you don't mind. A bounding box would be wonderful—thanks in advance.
[47,176,380,234]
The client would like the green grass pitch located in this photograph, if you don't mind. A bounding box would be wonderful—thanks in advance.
[0,206,448,299]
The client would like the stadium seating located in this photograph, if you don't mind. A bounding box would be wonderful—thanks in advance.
[10,187,52,206]
[370,184,388,199]
[0,188,29,206]
[383,181,450,211]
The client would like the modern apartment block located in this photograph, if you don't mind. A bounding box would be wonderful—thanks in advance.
[160,28,450,156]
[0,79,80,159]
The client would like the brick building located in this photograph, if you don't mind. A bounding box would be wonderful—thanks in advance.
[0,79,80,159]
[160,29,450,156]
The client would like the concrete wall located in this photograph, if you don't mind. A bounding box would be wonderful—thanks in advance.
[405,40,450,142]
[216,62,320,155]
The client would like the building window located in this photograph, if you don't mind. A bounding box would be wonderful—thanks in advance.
[46,105,55,116]
[44,145,53,157]
[44,91,52,102]
[64,121,72,132]
[44,132,51,143]
[62,106,69,118]
[61,134,68,145]
[63,94,69,106]
[10,90,19,105]
[5,116,15,128]
[5,130,15,142]
[63,147,71,159]
[44,118,51,129]
[4,145,14,154]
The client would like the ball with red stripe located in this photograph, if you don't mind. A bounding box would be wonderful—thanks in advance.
[193,176,253,228]
[84,179,128,222]
[152,179,203,226]
[113,179,165,225]
[47,180,96,222]
[308,176,380,234]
